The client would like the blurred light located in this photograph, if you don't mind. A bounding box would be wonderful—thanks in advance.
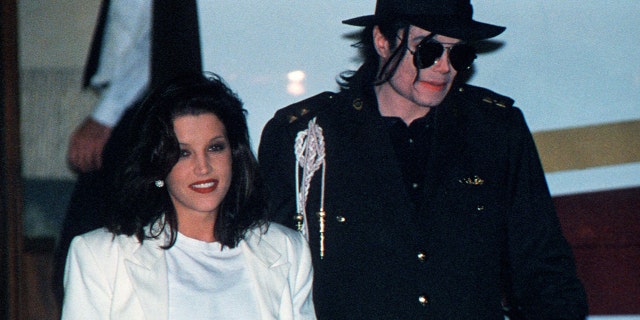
[287,82,305,96]
[287,70,306,96]
[287,70,306,82]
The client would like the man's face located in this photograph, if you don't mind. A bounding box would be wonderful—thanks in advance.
[376,25,461,111]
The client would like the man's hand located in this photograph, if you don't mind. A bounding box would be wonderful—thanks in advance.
[67,117,113,173]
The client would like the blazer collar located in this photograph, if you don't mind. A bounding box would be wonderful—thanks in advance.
[121,227,169,320]
[240,226,291,319]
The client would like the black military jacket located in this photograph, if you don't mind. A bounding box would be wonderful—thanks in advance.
[258,84,588,319]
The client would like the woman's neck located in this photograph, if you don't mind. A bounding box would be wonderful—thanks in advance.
[176,212,217,242]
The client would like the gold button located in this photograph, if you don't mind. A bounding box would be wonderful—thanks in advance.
[352,98,363,110]
[418,295,429,306]
[417,252,427,262]
[336,216,346,223]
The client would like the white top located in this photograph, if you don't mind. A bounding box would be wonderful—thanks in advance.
[166,233,261,320]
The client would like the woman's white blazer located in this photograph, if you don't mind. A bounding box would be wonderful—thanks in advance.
[61,223,315,320]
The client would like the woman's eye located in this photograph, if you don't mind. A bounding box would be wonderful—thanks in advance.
[209,143,226,152]
[179,150,190,157]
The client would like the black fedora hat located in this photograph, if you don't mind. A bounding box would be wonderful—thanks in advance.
[343,0,505,41]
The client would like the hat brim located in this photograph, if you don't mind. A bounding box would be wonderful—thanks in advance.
[343,15,505,41]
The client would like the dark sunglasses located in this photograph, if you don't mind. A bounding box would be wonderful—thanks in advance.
[408,39,477,71]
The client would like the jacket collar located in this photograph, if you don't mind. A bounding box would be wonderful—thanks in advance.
[334,85,468,207]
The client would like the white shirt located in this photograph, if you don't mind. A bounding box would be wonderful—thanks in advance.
[165,233,261,320]
[89,0,151,127]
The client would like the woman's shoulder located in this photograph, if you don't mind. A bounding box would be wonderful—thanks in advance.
[73,228,116,248]
[244,223,311,268]
[70,228,141,256]
[247,223,307,249]
[264,222,303,239]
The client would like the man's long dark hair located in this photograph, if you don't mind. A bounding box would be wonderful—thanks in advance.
[338,20,411,91]
[106,73,268,249]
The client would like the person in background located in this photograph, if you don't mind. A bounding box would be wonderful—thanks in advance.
[53,0,152,304]
[258,0,588,318]
[54,0,202,305]
[62,73,315,319]
[67,0,151,174]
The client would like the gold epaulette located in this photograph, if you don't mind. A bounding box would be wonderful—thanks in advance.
[287,106,312,124]
[282,92,336,124]
[481,96,511,108]
[456,85,515,109]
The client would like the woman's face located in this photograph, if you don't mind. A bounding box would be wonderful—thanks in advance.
[165,113,232,221]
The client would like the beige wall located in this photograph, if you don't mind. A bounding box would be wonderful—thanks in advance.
[18,0,100,69]
[18,0,101,179]
[534,121,640,173]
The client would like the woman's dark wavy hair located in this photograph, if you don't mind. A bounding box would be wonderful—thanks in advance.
[338,20,411,91]
[106,72,268,249]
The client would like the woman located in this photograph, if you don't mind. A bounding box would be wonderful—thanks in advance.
[61,73,315,319]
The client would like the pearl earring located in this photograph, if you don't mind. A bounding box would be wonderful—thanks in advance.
[154,180,165,188]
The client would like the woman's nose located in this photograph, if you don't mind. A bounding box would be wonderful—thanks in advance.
[194,155,212,175]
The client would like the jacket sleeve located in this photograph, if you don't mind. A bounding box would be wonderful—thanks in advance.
[61,232,114,320]
[259,115,299,228]
[90,0,151,127]
[504,108,588,319]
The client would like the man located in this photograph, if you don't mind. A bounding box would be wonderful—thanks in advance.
[258,0,588,319]
[66,0,151,174]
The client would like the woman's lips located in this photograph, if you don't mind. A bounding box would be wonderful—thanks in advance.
[189,179,218,194]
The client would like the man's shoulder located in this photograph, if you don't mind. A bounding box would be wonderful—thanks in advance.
[454,84,515,109]
[270,91,339,127]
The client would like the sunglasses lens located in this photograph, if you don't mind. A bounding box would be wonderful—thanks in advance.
[449,44,477,71]
[414,42,443,69]
[413,40,477,71]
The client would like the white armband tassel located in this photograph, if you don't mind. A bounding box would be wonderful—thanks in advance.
[294,117,327,258]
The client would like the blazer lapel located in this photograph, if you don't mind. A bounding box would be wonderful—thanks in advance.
[122,234,169,320]
[241,228,290,319]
